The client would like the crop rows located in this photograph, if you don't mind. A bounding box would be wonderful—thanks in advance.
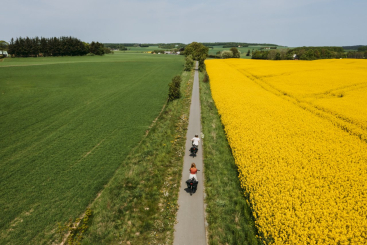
[0,54,184,244]
[206,59,367,244]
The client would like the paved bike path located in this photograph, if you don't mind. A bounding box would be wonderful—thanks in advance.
[173,62,207,245]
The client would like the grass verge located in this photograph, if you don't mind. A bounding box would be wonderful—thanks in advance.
[80,70,194,244]
[200,71,260,245]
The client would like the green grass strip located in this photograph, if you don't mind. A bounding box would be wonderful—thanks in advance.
[80,70,194,244]
[199,72,261,245]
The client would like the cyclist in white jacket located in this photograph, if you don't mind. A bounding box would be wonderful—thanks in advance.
[191,134,200,147]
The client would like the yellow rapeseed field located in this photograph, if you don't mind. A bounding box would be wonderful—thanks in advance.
[205,59,367,244]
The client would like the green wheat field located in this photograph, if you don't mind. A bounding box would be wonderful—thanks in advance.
[0,52,184,244]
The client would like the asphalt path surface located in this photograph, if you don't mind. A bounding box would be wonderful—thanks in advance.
[173,62,207,245]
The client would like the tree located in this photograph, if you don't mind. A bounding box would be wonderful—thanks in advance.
[252,50,269,59]
[357,46,367,52]
[267,50,277,60]
[305,49,315,60]
[103,47,113,54]
[230,47,240,58]
[7,38,14,56]
[14,38,21,56]
[314,50,321,59]
[17,37,25,56]
[168,75,182,101]
[83,42,90,55]
[184,42,209,71]
[0,40,9,52]
[89,41,104,55]
[203,72,210,83]
[31,36,40,56]
[246,49,251,56]
[356,52,364,59]
[49,37,61,56]
[184,55,194,71]
[40,37,48,56]
[280,49,288,60]
[221,51,233,59]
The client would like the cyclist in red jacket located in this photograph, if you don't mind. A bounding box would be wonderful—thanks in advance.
[189,163,198,181]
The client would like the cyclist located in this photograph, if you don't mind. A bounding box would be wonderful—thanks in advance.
[189,163,198,181]
[191,134,200,147]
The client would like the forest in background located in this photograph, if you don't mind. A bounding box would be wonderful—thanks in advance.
[252,46,367,60]
[5,37,105,57]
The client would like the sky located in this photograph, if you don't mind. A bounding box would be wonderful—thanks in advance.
[2,0,367,47]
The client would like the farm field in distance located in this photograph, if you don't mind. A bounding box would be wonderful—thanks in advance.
[206,59,367,244]
[0,52,184,244]
[118,46,166,53]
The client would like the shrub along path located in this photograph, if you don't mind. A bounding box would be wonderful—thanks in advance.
[173,62,207,244]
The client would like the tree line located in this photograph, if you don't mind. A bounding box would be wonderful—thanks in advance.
[7,36,105,57]
[348,45,367,58]
[102,43,186,50]
[342,45,367,51]
[252,46,366,60]
[346,50,367,59]
[158,43,185,49]
[104,42,282,51]
[201,42,278,47]
[103,43,128,50]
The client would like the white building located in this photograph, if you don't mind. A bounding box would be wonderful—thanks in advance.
[0,51,9,57]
